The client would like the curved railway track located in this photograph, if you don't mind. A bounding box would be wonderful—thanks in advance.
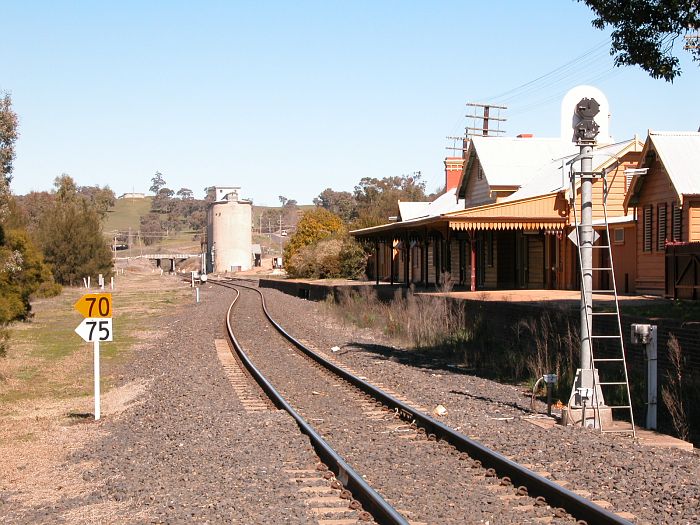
[215,278,632,525]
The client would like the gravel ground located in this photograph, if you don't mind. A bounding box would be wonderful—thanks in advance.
[4,275,697,524]
[232,283,586,524]
[260,283,700,525]
[2,281,327,524]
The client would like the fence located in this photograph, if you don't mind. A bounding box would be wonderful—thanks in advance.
[665,242,700,299]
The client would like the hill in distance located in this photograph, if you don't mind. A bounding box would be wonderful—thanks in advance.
[103,196,153,234]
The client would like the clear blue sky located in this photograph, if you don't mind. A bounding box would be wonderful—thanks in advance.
[3,1,699,205]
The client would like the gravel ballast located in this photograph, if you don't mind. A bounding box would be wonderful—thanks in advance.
[261,283,700,525]
[231,283,578,525]
[4,275,698,524]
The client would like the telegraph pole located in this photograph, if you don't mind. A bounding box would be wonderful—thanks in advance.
[465,102,507,138]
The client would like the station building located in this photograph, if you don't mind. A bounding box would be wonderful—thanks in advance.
[351,88,700,297]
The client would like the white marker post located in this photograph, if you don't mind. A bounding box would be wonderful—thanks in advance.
[74,294,113,421]
[94,340,100,418]
[74,317,113,420]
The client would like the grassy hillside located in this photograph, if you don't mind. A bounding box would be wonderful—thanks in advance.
[103,197,153,234]
[102,198,310,256]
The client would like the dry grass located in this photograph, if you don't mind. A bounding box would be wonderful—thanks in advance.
[0,267,190,522]
[326,275,470,354]
[514,309,579,395]
[0,380,151,522]
[325,280,582,399]
[661,335,690,441]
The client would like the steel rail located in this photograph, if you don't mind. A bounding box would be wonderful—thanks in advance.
[223,278,633,525]
[221,283,409,525]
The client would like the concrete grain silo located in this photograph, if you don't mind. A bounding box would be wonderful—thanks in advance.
[206,187,252,273]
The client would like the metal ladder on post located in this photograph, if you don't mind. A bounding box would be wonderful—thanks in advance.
[570,166,636,436]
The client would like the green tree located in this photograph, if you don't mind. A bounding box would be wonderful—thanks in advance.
[283,208,345,273]
[149,171,166,194]
[1,93,19,223]
[152,187,175,214]
[36,176,113,285]
[139,213,164,245]
[353,172,427,228]
[339,238,368,279]
[0,93,18,186]
[79,185,116,218]
[0,206,59,356]
[176,187,193,200]
[0,229,56,318]
[313,188,358,223]
[0,94,58,356]
[580,0,700,81]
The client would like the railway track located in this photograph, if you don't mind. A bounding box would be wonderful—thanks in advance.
[215,278,633,525]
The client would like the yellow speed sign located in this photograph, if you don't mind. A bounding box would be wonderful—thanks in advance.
[74,293,112,318]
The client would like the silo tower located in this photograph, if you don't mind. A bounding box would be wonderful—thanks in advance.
[206,186,252,273]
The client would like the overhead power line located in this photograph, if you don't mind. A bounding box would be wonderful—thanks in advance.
[483,38,612,102]
[447,38,614,138]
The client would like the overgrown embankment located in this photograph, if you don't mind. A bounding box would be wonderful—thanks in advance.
[324,286,699,444]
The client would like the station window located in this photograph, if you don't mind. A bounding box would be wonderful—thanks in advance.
[613,228,624,244]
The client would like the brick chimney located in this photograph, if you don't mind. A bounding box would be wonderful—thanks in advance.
[444,157,465,191]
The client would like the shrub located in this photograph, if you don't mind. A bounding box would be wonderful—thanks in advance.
[287,236,366,280]
[339,238,368,279]
[284,208,367,280]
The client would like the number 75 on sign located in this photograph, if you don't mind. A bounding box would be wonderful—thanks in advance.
[75,318,113,342]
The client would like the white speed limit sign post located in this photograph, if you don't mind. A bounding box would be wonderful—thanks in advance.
[74,293,113,420]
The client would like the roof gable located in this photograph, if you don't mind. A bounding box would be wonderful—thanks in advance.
[648,132,700,196]
[504,138,641,202]
[472,136,576,187]
[458,136,577,199]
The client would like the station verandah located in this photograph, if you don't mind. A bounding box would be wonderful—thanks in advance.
[356,216,633,294]
[358,221,573,292]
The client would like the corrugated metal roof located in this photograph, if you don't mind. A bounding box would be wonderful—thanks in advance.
[471,136,577,187]
[351,189,464,236]
[591,214,634,226]
[398,201,429,221]
[398,188,464,221]
[648,131,700,196]
[502,139,638,202]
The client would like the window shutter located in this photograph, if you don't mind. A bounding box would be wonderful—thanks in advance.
[643,206,652,252]
[657,203,667,251]
[672,203,682,242]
